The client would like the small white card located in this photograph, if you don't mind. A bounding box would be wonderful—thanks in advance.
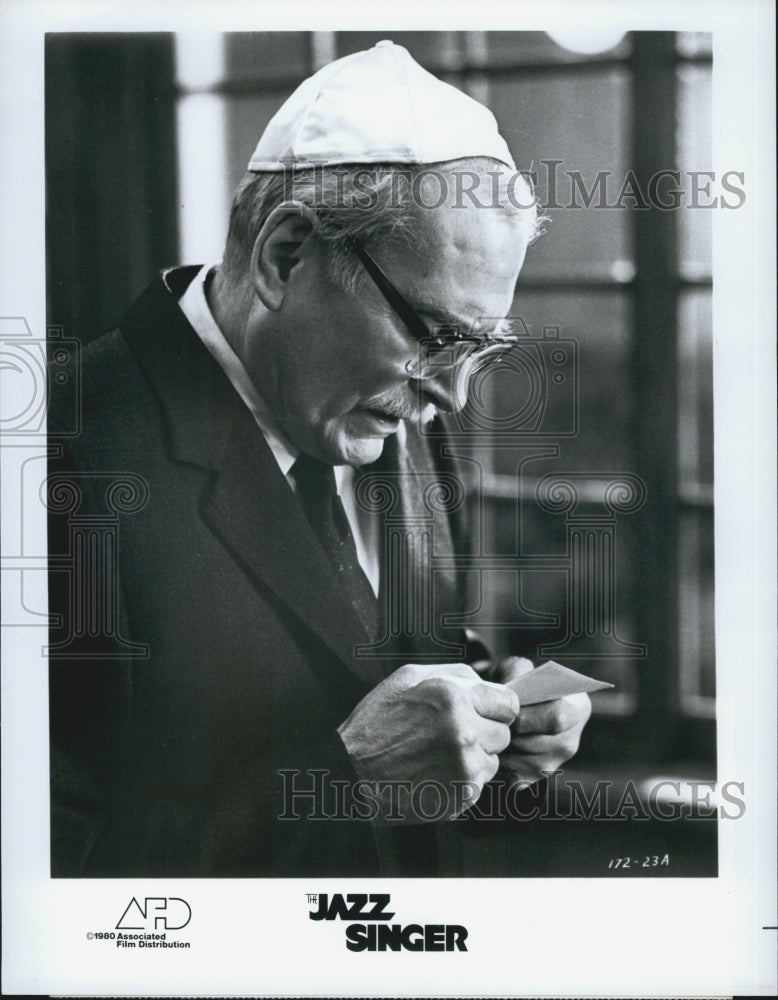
[508,660,614,705]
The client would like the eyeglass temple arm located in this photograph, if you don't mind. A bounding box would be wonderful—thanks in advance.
[344,235,520,352]
[344,235,438,344]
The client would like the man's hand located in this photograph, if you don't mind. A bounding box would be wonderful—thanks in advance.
[491,656,592,785]
[337,663,519,822]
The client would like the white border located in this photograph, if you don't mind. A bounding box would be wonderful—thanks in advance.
[1,1,775,996]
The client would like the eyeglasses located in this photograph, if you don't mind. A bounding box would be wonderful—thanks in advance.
[345,235,518,381]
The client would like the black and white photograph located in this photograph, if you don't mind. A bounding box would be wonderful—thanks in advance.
[1,2,775,996]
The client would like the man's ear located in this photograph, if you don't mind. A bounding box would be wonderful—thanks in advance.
[249,203,316,310]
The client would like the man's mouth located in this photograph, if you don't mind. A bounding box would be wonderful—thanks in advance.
[362,407,402,430]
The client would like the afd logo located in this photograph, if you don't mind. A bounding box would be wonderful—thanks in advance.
[116,897,192,931]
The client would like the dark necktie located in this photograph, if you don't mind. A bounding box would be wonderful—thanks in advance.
[292,452,378,640]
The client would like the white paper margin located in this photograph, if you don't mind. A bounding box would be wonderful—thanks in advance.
[1,1,775,996]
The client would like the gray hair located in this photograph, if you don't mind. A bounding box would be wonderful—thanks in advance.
[222,157,544,295]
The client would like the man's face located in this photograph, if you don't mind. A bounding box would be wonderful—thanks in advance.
[250,188,531,466]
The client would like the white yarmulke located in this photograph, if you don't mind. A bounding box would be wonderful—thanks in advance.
[247,40,515,171]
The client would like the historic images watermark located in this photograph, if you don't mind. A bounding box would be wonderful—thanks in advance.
[275,158,746,212]
[1,317,85,635]
[278,768,745,823]
[0,314,152,656]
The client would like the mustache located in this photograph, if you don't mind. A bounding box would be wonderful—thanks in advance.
[363,390,438,426]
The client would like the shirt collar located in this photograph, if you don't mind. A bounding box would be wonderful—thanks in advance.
[177,263,299,477]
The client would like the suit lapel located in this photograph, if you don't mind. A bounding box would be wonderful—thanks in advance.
[120,269,385,689]
[203,402,386,687]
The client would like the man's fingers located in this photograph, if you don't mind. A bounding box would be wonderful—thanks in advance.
[497,656,534,685]
[498,751,548,786]
[512,692,591,735]
[428,662,481,679]
[513,701,566,736]
[468,678,520,723]
[508,733,560,756]
[478,719,513,755]
[507,725,584,770]
[482,751,502,784]
[470,659,491,676]
[396,662,479,689]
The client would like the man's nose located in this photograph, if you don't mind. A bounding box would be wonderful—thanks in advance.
[413,364,473,414]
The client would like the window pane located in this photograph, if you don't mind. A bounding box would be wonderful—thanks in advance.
[676,32,712,58]
[677,64,713,278]
[224,31,311,83]
[678,509,716,713]
[490,69,633,275]
[678,290,714,490]
[224,93,290,189]
[476,290,635,475]
[467,493,641,714]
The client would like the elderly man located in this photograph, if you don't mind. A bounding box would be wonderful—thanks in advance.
[48,41,590,877]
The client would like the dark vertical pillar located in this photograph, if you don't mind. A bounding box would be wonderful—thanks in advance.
[630,32,681,760]
[45,33,178,343]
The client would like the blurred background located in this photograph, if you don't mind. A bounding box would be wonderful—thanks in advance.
[45,30,715,875]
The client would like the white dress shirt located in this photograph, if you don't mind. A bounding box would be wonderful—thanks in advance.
[177,264,382,596]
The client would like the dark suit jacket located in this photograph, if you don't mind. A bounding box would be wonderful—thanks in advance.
[48,266,487,877]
